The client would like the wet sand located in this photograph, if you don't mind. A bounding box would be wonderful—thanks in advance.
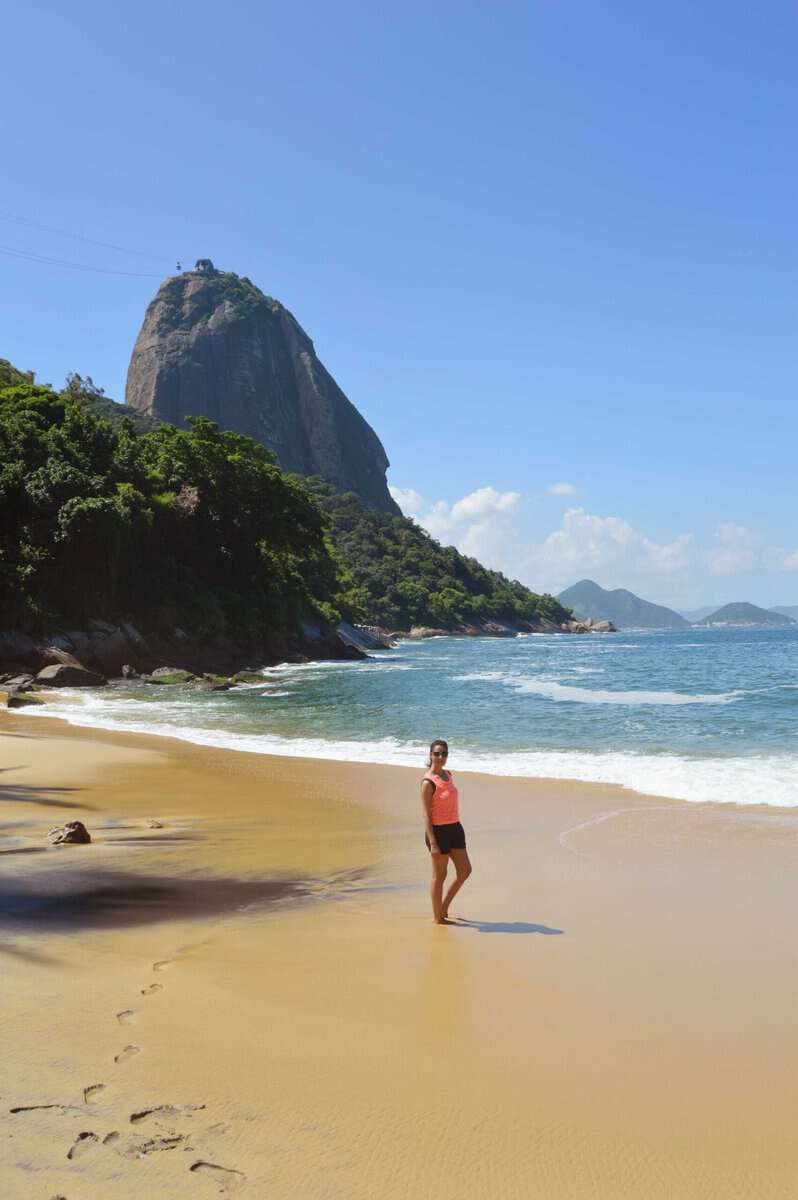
[2,711,798,1198]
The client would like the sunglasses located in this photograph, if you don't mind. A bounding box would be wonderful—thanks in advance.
[432,750,448,757]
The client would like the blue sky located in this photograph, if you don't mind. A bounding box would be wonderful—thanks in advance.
[3,1,796,609]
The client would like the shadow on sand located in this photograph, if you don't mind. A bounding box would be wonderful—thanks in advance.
[451,918,564,935]
[0,867,310,934]
[0,767,93,811]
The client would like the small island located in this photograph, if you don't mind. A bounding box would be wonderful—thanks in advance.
[697,602,797,627]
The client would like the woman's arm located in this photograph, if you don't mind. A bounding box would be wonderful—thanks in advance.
[421,779,440,853]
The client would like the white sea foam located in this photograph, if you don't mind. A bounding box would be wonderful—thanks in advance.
[511,679,742,706]
[453,671,741,706]
[23,692,798,808]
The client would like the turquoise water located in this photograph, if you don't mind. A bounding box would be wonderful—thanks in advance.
[35,626,798,807]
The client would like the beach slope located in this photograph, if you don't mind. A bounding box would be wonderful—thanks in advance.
[2,713,798,1198]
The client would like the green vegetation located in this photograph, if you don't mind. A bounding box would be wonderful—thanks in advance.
[157,270,276,333]
[0,358,35,389]
[0,359,570,640]
[0,379,354,638]
[301,478,571,631]
[63,373,161,434]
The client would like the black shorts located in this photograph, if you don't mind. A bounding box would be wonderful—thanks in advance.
[425,822,466,854]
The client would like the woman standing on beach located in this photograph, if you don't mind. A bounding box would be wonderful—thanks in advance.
[422,739,472,923]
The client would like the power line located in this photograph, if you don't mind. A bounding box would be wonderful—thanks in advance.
[0,212,168,264]
[0,243,164,278]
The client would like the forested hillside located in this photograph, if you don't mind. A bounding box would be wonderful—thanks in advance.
[0,377,355,638]
[302,478,570,630]
[1,359,570,641]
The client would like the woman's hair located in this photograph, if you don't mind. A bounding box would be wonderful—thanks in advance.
[426,738,449,768]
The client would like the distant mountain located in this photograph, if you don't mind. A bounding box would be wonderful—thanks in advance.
[557,579,688,629]
[697,602,796,627]
[679,606,717,623]
[770,605,798,620]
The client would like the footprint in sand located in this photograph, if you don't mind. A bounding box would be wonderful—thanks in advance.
[141,982,163,996]
[190,1160,246,1194]
[130,1103,205,1125]
[125,1133,188,1158]
[67,1131,99,1159]
[114,1044,141,1065]
[153,959,173,972]
[10,1103,66,1115]
[83,1084,106,1105]
[103,1131,121,1145]
[206,1121,232,1136]
[117,1009,137,1025]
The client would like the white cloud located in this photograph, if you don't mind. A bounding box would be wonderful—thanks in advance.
[391,485,521,565]
[450,486,520,523]
[388,486,424,517]
[547,482,577,496]
[524,507,694,591]
[705,524,798,576]
[706,523,762,575]
[389,484,798,604]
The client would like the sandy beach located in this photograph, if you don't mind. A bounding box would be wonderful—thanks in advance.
[2,709,798,1198]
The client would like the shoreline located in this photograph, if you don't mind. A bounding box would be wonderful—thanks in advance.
[18,688,798,811]
[3,711,798,1197]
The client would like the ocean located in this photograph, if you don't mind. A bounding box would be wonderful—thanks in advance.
[31,625,798,808]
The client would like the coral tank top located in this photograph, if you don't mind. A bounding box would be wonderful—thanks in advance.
[424,770,459,825]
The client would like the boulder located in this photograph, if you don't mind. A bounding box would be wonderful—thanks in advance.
[407,626,454,640]
[36,664,107,687]
[41,645,86,669]
[1,688,43,708]
[0,673,35,689]
[48,820,91,845]
[591,619,617,633]
[89,627,134,675]
[88,618,117,635]
[357,625,400,648]
[337,622,399,652]
[466,621,516,637]
[0,632,38,671]
[146,667,196,684]
[119,621,150,651]
[122,664,139,679]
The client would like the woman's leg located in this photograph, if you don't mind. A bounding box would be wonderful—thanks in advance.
[441,847,472,919]
[430,853,450,923]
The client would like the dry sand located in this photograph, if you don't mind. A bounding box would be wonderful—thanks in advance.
[2,709,798,1198]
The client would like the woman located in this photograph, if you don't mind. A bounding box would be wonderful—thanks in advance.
[421,739,472,923]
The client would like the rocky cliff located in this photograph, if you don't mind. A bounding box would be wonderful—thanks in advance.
[125,263,399,514]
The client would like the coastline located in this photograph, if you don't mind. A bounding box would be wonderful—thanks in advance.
[3,711,798,1198]
[20,678,798,810]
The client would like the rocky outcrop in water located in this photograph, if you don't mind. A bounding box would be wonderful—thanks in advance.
[0,619,364,685]
[125,263,399,514]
